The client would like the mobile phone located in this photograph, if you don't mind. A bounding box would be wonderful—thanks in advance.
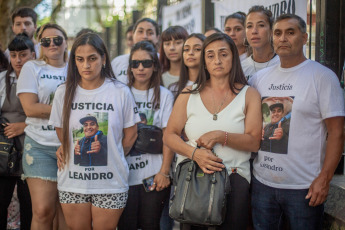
[142,175,155,192]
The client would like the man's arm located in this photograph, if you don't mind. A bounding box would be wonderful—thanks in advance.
[306,116,344,206]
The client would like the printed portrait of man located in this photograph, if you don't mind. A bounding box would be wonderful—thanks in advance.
[74,114,108,166]
[261,102,291,154]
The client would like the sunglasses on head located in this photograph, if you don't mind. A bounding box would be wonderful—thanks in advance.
[130,59,154,68]
[40,36,63,47]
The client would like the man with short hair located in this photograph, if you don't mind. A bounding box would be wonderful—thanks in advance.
[249,14,345,229]
[5,7,40,59]
[261,102,290,154]
[74,115,108,166]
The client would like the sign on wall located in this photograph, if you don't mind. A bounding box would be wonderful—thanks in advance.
[213,0,308,31]
[162,0,203,34]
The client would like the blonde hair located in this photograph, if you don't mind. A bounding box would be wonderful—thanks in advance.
[37,23,68,63]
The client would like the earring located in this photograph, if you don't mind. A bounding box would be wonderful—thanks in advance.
[103,64,106,68]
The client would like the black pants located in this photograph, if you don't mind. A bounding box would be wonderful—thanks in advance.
[118,184,170,230]
[0,176,32,230]
[181,173,250,230]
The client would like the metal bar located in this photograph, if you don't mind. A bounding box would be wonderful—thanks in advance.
[309,0,312,59]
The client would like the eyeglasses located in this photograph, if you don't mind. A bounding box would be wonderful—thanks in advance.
[40,36,63,47]
[130,59,154,68]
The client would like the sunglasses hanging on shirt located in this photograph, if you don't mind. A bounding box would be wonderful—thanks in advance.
[130,59,154,68]
[40,36,64,47]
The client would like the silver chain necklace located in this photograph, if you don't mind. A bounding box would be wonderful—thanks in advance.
[211,89,230,121]
[252,54,275,72]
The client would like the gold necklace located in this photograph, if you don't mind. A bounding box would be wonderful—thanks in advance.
[211,89,229,121]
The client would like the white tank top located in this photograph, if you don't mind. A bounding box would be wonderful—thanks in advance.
[177,85,251,183]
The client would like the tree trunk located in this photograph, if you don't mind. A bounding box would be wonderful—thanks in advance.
[0,0,43,50]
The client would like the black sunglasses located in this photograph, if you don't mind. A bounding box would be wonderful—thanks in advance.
[40,36,64,47]
[130,59,154,68]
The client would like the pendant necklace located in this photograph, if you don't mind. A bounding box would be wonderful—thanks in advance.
[211,89,230,121]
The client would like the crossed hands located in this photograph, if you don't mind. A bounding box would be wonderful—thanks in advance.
[194,131,225,174]
[74,135,101,155]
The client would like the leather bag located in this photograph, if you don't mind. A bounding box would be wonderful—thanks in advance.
[134,123,163,154]
[0,117,22,177]
[169,158,230,226]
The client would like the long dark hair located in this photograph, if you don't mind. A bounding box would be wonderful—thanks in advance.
[159,26,188,73]
[128,41,161,110]
[62,33,115,163]
[174,33,205,101]
[0,50,8,73]
[6,33,35,101]
[190,32,247,94]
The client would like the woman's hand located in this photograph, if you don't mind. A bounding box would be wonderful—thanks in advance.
[3,122,26,138]
[56,146,65,171]
[193,148,224,174]
[152,172,171,192]
[196,130,223,150]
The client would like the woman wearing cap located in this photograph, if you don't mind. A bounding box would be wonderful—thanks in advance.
[17,23,68,229]
[49,32,139,229]
[0,33,35,230]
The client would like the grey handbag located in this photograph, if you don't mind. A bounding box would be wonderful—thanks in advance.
[169,157,230,226]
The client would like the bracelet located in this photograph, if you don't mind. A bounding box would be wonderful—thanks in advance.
[158,172,170,178]
[222,131,228,147]
[191,146,198,161]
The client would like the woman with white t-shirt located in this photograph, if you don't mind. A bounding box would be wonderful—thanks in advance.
[17,23,68,229]
[159,26,188,88]
[241,5,280,80]
[164,33,262,229]
[224,11,250,62]
[172,33,206,99]
[111,18,161,84]
[49,33,139,229]
[118,41,174,230]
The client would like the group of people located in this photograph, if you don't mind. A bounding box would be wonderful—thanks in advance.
[0,4,344,230]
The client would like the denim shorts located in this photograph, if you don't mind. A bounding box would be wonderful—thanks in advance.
[59,191,128,209]
[22,135,59,181]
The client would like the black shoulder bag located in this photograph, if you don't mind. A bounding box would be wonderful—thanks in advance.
[134,123,163,154]
[169,148,230,227]
[0,117,22,177]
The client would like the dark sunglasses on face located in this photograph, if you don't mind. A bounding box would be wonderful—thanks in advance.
[130,59,154,68]
[40,36,64,47]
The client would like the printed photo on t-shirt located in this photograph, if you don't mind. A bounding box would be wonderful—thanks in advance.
[138,110,154,125]
[72,112,108,166]
[261,96,294,154]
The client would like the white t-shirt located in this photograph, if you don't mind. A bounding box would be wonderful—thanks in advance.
[111,54,129,84]
[16,60,67,146]
[126,86,174,186]
[49,79,140,194]
[241,54,280,81]
[168,80,193,97]
[239,52,248,62]
[162,71,180,89]
[249,59,345,189]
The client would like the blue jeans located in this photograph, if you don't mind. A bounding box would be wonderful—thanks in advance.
[251,176,324,230]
